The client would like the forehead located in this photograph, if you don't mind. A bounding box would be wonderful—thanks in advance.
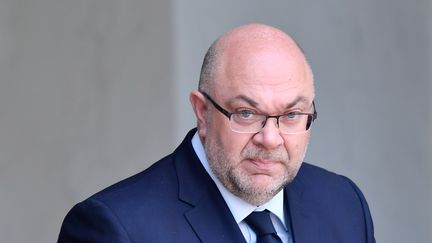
[222,84,313,114]
[214,47,314,109]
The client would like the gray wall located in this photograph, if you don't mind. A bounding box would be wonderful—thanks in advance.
[0,1,174,242]
[0,0,430,242]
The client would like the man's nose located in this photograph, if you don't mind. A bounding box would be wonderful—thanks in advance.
[251,117,284,149]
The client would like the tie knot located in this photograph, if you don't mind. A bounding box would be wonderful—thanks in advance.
[245,210,277,236]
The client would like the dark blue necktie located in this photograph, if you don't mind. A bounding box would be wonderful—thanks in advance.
[245,210,283,243]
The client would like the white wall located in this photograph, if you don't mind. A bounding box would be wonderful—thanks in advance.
[0,0,430,242]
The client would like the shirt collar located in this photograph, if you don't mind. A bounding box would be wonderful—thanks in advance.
[191,132,286,227]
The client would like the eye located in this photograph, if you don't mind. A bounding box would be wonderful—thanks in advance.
[285,112,298,120]
[237,110,255,119]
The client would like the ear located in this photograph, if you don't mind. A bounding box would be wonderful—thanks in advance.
[189,90,208,141]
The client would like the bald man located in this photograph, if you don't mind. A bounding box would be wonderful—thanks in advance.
[58,24,375,243]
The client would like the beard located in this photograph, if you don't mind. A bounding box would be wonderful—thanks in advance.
[205,134,306,206]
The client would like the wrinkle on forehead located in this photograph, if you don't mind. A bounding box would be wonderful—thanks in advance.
[219,85,313,117]
[227,94,311,109]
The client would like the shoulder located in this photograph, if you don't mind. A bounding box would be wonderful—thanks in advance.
[296,162,360,192]
[291,162,375,242]
[292,162,372,218]
[58,129,211,242]
[58,153,187,242]
[90,153,179,209]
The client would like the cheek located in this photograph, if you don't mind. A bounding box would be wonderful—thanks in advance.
[221,133,251,156]
[283,133,310,157]
[200,112,219,144]
[207,114,250,154]
[212,131,252,161]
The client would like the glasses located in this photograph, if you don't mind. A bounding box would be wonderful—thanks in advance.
[201,92,317,135]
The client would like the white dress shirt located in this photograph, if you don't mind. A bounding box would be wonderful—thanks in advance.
[191,133,292,243]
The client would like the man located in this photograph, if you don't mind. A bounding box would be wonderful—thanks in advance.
[58,23,375,243]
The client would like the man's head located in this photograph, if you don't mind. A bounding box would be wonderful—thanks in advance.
[190,23,315,206]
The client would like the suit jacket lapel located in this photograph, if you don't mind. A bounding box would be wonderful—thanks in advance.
[184,191,246,243]
[174,129,246,243]
[285,167,320,243]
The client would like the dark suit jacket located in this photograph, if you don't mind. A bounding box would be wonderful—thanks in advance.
[58,129,375,243]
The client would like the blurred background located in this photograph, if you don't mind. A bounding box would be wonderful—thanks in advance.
[0,0,430,242]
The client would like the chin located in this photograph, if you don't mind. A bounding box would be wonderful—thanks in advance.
[232,175,286,204]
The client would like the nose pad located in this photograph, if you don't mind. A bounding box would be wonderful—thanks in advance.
[254,116,284,149]
[261,116,280,130]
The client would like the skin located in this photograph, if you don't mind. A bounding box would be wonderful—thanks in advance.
[190,24,315,206]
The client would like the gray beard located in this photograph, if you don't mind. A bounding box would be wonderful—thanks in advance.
[205,138,306,205]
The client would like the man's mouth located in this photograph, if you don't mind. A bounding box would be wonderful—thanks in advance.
[245,158,280,171]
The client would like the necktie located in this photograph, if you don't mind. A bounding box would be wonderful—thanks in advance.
[245,210,283,243]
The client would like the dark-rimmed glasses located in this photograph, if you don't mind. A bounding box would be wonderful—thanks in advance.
[201,92,317,135]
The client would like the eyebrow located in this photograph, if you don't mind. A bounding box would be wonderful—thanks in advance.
[284,96,310,109]
[228,94,310,110]
[228,95,259,108]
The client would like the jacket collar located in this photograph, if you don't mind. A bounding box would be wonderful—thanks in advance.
[173,129,246,243]
[284,164,321,243]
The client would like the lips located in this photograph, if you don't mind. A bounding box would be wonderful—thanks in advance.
[246,158,280,171]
